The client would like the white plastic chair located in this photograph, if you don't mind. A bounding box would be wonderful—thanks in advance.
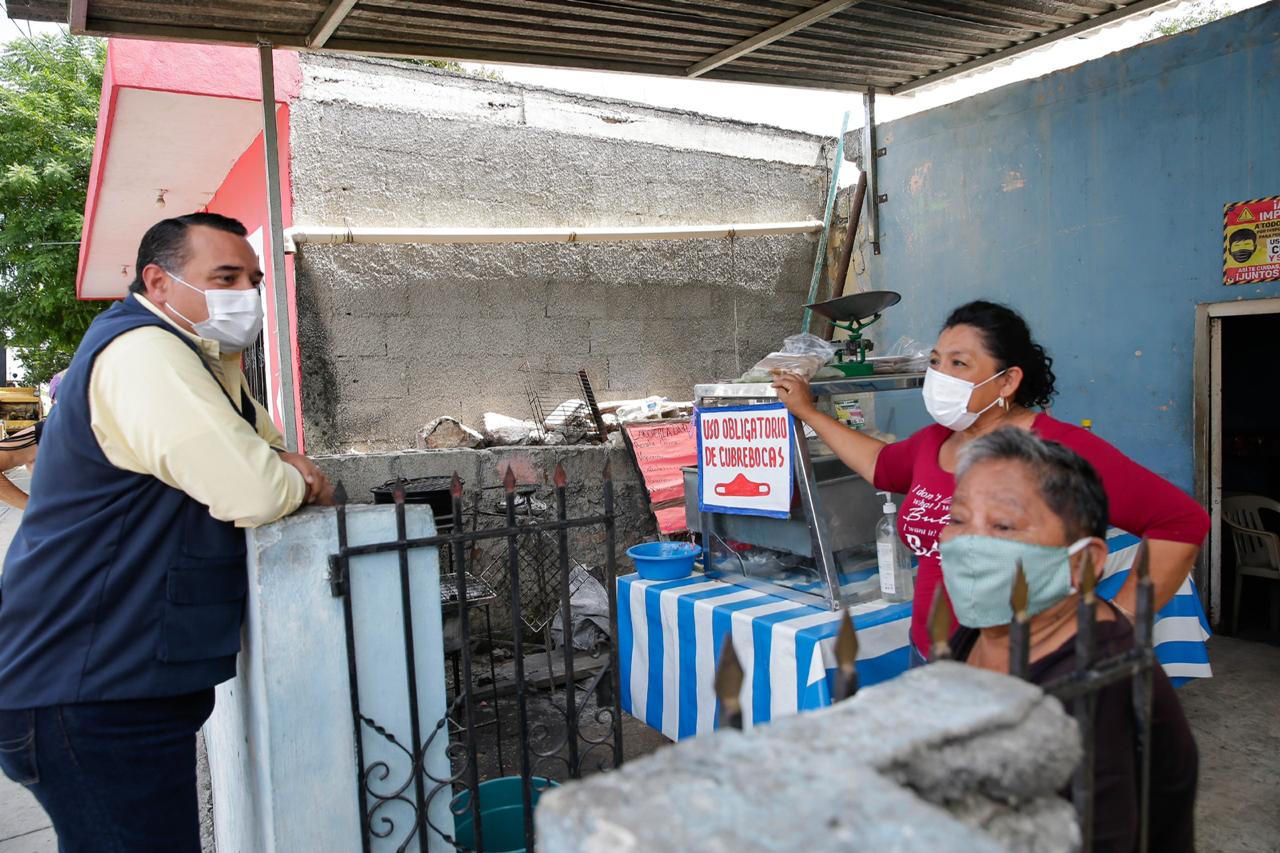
[1222,495,1280,632]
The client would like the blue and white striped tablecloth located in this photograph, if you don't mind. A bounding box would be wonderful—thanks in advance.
[619,530,1212,740]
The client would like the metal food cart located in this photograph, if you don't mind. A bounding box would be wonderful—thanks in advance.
[687,373,924,611]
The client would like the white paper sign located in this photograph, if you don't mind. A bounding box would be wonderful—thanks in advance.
[697,402,794,518]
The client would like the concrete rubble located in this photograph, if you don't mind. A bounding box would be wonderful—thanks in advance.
[482,411,537,446]
[537,662,1082,853]
[415,416,484,449]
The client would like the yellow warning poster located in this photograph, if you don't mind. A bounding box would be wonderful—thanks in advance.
[1224,196,1280,285]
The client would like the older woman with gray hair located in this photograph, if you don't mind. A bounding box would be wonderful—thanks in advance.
[939,428,1197,853]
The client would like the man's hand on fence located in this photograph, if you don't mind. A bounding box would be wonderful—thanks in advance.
[278,450,335,506]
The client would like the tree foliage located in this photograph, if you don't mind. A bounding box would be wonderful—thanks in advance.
[0,32,107,384]
[1144,1,1229,40]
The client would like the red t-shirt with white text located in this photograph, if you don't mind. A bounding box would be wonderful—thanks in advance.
[873,414,1210,655]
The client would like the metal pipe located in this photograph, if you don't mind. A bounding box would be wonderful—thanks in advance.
[337,514,612,558]
[257,44,300,451]
[450,477,483,853]
[1044,648,1147,701]
[801,111,849,335]
[554,465,582,777]
[862,90,881,255]
[483,601,507,777]
[830,169,868,305]
[504,468,536,851]
[334,486,373,853]
[1072,551,1099,849]
[602,460,625,769]
[284,220,824,251]
[685,0,863,78]
[390,486,428,853]
[790,416,842,610]
[1132,541,1155,853]
[308,0,359,48]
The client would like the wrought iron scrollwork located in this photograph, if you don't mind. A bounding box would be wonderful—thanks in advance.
[331,461,624,852]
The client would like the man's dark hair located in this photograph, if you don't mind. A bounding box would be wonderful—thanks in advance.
[1229,228,1257,247]
[956,427,1109,540]
[129,213,248,294]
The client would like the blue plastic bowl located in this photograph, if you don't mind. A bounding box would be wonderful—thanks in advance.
[627,541,699,580]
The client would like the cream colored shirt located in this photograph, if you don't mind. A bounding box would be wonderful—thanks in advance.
[88,294,306,528]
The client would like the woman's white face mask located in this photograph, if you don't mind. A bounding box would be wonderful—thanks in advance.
[922,368,1006,431]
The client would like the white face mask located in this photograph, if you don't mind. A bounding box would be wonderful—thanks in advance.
[163,271,264,353]
[922,367,1007,431]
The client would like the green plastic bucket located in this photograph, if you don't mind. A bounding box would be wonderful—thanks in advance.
[452,776,559,853]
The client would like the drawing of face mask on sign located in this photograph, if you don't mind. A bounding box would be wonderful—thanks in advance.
[715,473,771,497]
[1229,228,1258,264]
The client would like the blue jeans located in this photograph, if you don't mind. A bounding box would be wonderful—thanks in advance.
[0,689,214,853]
[908,643,929,669]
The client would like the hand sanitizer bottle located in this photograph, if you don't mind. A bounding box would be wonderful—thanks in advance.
[875,492,914,603]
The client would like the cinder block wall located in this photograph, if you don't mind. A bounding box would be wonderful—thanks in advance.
[290,55,829,452]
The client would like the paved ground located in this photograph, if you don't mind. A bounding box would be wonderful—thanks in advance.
[1180,634,1280,853]
[0,467,1274,853]
[0,470,55,853]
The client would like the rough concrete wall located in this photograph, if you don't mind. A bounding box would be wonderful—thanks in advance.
[290,55,828,452]
[539,662,1082,852]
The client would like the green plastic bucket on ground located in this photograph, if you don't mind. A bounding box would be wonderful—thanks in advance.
[452,776,559,853]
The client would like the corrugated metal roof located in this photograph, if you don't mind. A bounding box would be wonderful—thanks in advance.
[10,0,1174,93]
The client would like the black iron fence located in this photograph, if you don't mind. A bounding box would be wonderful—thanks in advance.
[714,539,1158,853]
[328,462,625,852]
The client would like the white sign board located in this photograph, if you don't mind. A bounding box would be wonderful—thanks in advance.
[697,402,794,518]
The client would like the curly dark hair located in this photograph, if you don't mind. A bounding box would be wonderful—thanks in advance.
[942,300,1057,409]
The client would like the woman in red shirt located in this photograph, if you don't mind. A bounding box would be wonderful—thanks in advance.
[773,300,1209,662]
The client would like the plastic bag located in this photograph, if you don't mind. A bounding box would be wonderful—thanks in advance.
[869,335,930,374]
[738,351,827,382]
[781,333,841,361]
[550,564,612,652]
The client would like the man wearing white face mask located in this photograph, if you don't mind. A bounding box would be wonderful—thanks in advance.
[939,428,1197,853]
[0,213,333,852]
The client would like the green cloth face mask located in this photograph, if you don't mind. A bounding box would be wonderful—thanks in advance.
[939,535,1093,628]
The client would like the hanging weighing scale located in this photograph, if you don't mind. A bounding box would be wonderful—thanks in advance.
[804,290,902,377]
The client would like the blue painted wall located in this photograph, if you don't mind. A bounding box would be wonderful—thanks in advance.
[869,2,1280,490]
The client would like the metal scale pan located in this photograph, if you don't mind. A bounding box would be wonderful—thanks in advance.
[804,290,901,324]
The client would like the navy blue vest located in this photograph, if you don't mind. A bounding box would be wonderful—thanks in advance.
[0,295,255,708]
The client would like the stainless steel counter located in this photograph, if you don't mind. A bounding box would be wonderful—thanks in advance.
[694,372,924,401]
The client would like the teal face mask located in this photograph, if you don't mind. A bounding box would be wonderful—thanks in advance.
[938,535,1092,628]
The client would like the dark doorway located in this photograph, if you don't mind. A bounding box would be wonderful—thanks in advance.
[1220,313,1280,642]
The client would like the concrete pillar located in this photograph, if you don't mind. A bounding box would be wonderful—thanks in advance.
[205,505,451,852]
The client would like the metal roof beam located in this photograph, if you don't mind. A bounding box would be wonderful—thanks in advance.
[308,0,361,48]
[892,0,1173,94]
[685,0,863,78]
